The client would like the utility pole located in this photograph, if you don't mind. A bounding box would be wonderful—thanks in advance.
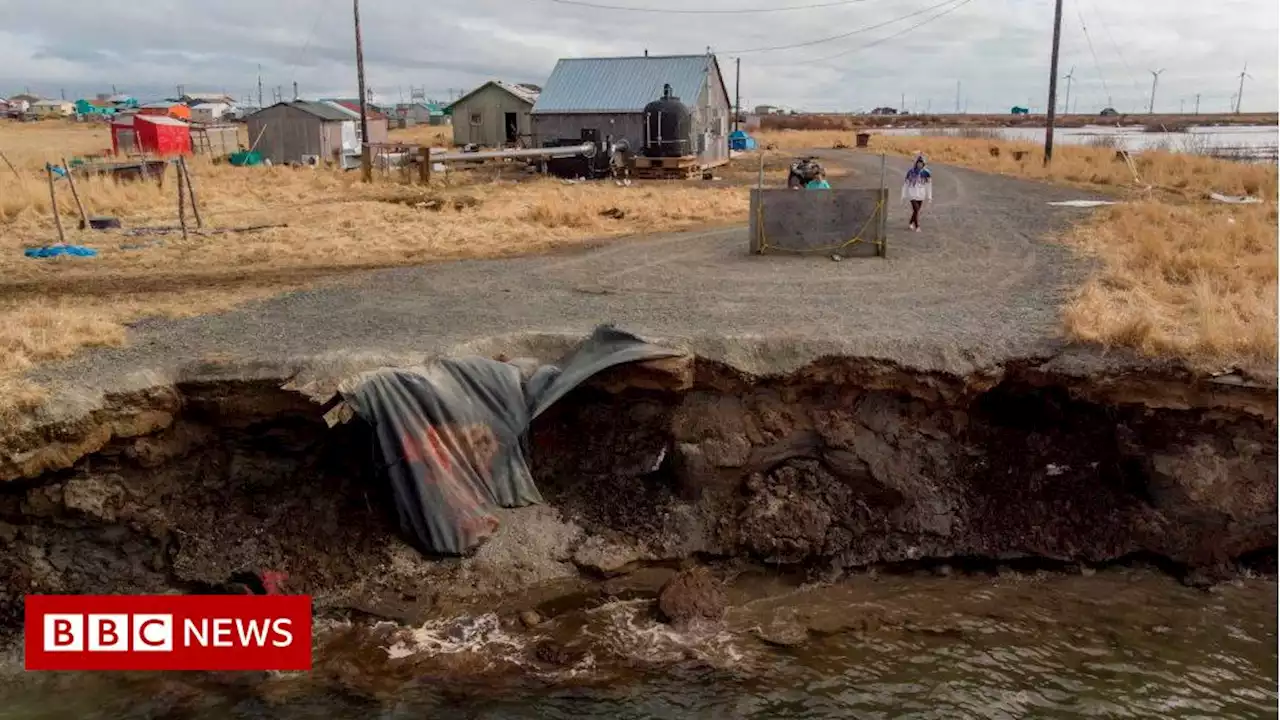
[1194,93,1201,115]
[1234,62,1250,114]
[257,65,263,108]
[293,81,299,100]
[1147,69,1164,114]
[354,0,372,182]
[1043,0,1064,165]
[733,57,741,132]
[1180,99,1185,114]
[900,92,905,113]
[1062,66,1074,115]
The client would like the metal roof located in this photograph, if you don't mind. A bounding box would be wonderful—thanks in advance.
[136,115,189,127]
[532,55,721,115]
[446,81,539,111]
[247,100,353,122]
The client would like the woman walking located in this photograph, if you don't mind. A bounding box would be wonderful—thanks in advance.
[901,153,932,231]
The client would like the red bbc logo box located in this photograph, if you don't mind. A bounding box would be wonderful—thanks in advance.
[24,595,312,672]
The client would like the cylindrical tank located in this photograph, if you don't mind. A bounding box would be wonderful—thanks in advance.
[643,83,692,157]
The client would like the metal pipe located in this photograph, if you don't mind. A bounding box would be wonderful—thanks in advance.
[431,142,596,163]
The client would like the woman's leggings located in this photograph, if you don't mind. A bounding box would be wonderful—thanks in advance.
[910,200,923,226]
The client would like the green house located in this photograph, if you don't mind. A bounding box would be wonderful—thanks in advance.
[75,99,117,116]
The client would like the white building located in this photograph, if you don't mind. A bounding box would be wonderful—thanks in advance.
[30,99,74,117]
[189,102,232,124]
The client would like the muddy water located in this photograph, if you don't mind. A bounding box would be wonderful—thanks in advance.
[1,569,1274,719]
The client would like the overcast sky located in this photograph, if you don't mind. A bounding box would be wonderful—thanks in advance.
[1,0,1275,114]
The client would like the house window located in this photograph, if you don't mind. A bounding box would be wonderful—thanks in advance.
[470,112,483,126]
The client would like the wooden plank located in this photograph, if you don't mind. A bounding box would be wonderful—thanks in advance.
[46,165,65,243]
[61,157,89,229]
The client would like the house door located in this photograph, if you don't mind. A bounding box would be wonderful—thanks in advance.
[504,112,518,144]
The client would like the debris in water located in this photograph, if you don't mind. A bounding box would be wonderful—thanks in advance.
[384,614,525,660]
[658,566,727,626]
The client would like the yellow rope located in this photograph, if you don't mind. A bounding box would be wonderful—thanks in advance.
[755,195,886,255]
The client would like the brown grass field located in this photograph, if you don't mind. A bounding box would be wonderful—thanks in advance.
[0,120,1275,420]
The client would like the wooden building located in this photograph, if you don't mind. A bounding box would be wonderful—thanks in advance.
[246,100,388,165]
[445,81,539,147]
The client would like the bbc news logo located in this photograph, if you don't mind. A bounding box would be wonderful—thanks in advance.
[25,595,312,671]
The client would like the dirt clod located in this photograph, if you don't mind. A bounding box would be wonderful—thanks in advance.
[657,566,727,625]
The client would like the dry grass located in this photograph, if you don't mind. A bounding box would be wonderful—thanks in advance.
[1063,203,1277,374]
[387,124,452,147]
[0,119,749,421]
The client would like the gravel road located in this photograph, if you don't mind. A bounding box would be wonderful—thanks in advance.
[28,152,1105,395]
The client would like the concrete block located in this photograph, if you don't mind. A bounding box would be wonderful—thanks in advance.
[749,188,887,257]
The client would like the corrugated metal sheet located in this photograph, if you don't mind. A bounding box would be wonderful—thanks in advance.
[532,55,713,115]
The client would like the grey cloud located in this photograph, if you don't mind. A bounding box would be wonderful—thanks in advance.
[0,0,1274,113]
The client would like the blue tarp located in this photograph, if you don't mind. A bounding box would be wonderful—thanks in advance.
[729,130,757,151]
[24,244,98,258]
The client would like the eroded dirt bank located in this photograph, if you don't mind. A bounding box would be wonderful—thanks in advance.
[0,356,1275,630]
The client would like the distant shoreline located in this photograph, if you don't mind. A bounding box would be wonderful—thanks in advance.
[758,112,1279,132]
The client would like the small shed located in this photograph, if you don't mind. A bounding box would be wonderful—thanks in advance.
[246,100,377,165]
[139,102,192,121]
[7,94,39,112]
[31,100,74,117]
[111,114,192,155]
[323,100,390,143]
[190,102,232,124]
[393,101,450,128]
[446,81,539,147]
[531,54,732,168]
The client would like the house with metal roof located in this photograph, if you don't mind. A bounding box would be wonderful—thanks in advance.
[245,100,387,166]
[445,81,540,147]
[531,53,731,168]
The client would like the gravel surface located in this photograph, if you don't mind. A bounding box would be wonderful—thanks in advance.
[28,152,1104,398]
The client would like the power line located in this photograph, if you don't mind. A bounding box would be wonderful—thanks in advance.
[792,0,975,65]
[1074,1,1111,107]
[724,0,966,55]
[542,0,883,13]
[1086,0,1141,108]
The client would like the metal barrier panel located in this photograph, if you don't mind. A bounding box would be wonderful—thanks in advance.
[749,188,888,257]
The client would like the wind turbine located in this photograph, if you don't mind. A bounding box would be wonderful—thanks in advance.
[1148,69,1164,114]
[1234,62,1251,114]
[1063,66,1075,115]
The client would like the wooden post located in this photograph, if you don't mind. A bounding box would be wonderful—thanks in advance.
[419,146,431,185]
[179,156,202,228]
[46,165,65,244]
[176,160,189,241]
[61,158,89,229]
[354,0,372,183]
[0,150,19,178]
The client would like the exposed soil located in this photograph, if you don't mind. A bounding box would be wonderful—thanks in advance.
[0,356,1274,635]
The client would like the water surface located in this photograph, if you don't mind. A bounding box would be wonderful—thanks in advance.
[1,568,1274,719]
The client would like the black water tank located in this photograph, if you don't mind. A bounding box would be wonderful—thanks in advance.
[643,83,692,157]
